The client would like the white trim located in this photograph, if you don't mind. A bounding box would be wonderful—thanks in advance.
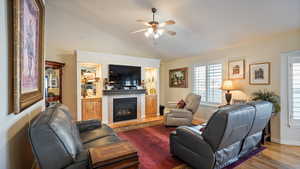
[280,52,288,144]
[271,137,281,144]
[280,50,300,146]
[280,139,300,146]
[286,52,300,127]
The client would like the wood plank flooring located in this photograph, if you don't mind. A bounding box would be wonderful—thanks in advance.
[236,142,300,169]
[174,142,300,169]
[175,142,300,169]
[110,116,164,132]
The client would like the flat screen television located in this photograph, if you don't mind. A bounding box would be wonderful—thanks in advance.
[109,65,141,89]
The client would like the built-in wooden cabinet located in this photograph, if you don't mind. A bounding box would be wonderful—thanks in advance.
[145,95,157,118]
[80,63,102,121]
[144,68,158,118]
[82,98,102,120]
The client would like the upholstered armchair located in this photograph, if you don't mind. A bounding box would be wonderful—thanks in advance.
[164,93,201,126]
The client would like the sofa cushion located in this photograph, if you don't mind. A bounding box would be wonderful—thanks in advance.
[246,101,273,136]
[49,108,83,159]
[80,124,115,144]
[83,135,121,149]
[55,104,84,155]
[177,99,186,109]
[202,104,255,151]
[167,109,193,118]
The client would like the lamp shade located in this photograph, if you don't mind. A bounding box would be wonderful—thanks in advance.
[221,80,234,91]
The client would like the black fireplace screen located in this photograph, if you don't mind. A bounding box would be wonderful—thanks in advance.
[113,97,137,122]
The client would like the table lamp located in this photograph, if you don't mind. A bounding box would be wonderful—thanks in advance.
[221,80,235,105]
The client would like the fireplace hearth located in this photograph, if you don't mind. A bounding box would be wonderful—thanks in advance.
[113,97,137,122]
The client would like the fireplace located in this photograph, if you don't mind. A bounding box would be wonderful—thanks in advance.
[113,97,137,122]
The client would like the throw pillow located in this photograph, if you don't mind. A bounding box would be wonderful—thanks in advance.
[176,99,186,109]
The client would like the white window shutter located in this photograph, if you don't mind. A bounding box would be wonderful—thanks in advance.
[291,63,300,120]
[288,54,300,127]
[192,65,207,102]
[207,64,222,104]
[192,63,223,104]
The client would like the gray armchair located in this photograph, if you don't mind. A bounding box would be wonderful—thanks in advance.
[164,93,201,126]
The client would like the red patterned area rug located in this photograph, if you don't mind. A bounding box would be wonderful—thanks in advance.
[117,125,265,169]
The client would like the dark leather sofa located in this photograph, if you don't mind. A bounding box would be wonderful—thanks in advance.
[170,101,273,169]
[29,104,121,169]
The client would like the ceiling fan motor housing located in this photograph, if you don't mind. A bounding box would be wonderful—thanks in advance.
[149,21,159,25]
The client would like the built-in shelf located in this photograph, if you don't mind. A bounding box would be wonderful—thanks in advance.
[103,89,146,96]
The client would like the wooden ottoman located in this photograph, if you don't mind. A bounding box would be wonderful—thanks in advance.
[89,140,139,169]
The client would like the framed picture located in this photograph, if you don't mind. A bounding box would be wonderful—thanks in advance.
[228,60,245,80]
[50,79,58,88]
[169,68,188,88]
[12,0,45,113]
[249,62,271,85]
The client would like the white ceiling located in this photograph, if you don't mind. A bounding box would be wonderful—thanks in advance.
[47,0,300,59]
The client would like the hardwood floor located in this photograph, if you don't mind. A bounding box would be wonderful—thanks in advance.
[175,142,300,169]
[110,116,164,132]
[236,142,300,169]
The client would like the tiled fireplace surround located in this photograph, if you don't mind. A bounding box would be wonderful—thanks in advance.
[102,94,146,124]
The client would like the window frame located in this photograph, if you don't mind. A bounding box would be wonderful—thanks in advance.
[192,63,223,106]
[288,55,300,127]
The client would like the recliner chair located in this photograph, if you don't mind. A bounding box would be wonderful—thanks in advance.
[164,93,201,126]
[170,101,273,169]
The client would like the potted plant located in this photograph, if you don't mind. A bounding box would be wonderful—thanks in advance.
[251,90,280,113]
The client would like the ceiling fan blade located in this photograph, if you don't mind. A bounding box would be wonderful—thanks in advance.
[136,19,150,26]
[131,28,147,34]
[166,30,176,36]
[159,20,176,27]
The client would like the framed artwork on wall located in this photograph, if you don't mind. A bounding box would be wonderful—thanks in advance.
[169,67,188,88]
[249,62,271,85]
[12,0,45,113]
[228,59,245,80]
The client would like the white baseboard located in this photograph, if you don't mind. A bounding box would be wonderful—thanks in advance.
[280,139,300,146]
[271,137,300,146]
[271,137,281,144]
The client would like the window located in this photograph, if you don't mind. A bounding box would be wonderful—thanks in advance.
[288,55,300,126]
[192,63,223,104]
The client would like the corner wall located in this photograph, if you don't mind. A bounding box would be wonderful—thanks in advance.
[160,30,300,142]
[0,0,45,169]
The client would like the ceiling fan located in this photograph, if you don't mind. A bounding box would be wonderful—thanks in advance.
[132,8,176,39]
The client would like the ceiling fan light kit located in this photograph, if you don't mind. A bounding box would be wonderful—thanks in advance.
[132,8,176,40]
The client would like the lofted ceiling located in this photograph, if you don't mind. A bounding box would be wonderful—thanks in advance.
[47,0,300,59]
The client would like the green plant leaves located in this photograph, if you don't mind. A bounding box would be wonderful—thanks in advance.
[251,90,281,113]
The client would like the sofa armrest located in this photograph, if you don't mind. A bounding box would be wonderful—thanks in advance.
[167,109,193,118]
[76,119,101,133]
[167,101,178,109]
[172,126,214,157]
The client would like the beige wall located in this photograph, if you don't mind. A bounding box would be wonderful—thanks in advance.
[0,0,45,169]
[160,30,300,141]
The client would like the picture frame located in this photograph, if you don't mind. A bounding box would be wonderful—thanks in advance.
[228,59,245,80]
[249,62,271,85]
[12,0,45,113]
[169,67,188,88]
